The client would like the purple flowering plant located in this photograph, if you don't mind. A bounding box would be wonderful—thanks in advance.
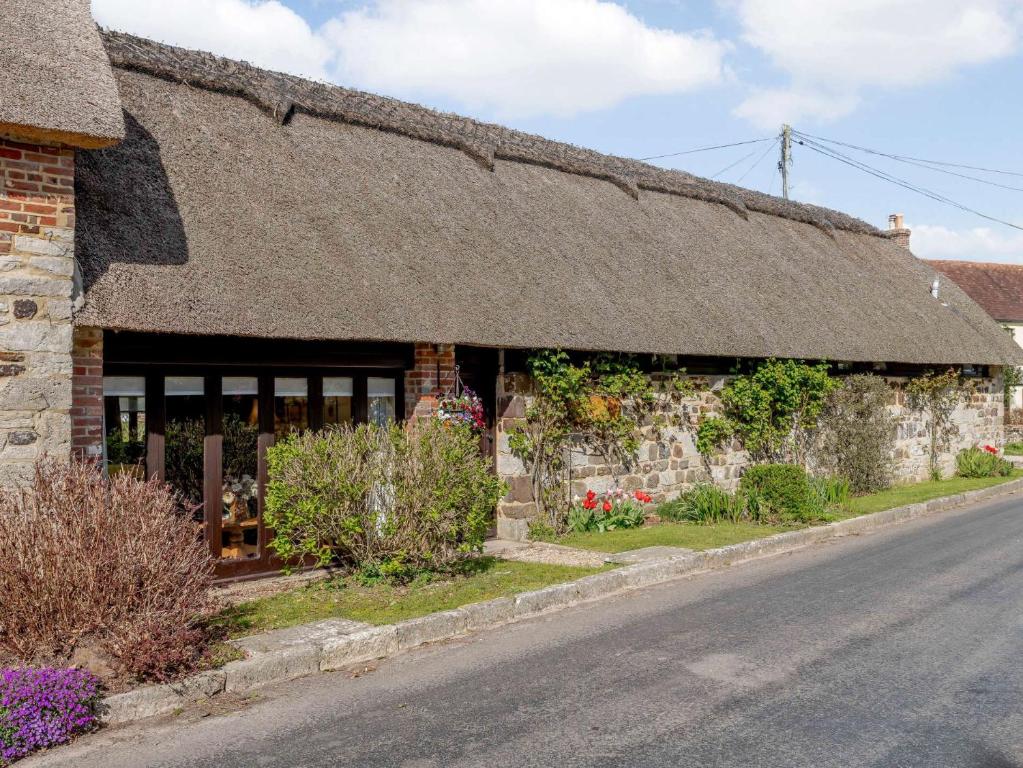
[0,668,100,764]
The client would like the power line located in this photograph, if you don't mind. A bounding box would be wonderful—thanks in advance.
[638,137,774,162]
[735,138,780,185]
[793,130,1023,193]
[710,147,761,179]
[794,135,1023,232]
[792,130,1023,178]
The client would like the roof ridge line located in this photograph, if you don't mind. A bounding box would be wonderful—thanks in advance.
[98,28,881,237]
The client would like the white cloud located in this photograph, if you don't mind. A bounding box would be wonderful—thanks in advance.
[92,0,729,119]
[321,0,728,118]
[911,223,1023,264]
[730,0,1022,128]
[92,0,333,80]
[734,87,858,130]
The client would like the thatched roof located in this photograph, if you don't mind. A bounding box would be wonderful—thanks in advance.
[74,31,1023,366]
[925,260,1023,324]
[0,0,123,148]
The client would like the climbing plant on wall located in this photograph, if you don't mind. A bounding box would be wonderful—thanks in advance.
[905,368,973,480]
[508,350,697,533]
[696,358,838,464]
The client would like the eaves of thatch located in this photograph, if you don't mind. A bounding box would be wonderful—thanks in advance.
[0,1,124,148]
[74,31,1023,367]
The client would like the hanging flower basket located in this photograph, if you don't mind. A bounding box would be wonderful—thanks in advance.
[436,386,486,432]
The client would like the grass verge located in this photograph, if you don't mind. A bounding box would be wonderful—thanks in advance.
[836,469,1021,518]
[563,471,1021,554]
[558,521,796,554]
[216,557,605,638]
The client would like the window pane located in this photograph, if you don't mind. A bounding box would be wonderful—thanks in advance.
[165,376,204,512]
[222,377,260,561]
[275,377,308,437]
[367,376,396,426]
[323,376,353,426]
[103,376,145,474]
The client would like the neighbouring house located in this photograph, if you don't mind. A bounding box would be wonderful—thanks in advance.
[2,2,1021,577]
[924,258,1023,409]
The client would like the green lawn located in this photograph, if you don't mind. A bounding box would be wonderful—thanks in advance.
[1004,442,1023,456]
[217,558,605,638]
[837,469,1021,517]
[562,471,1021,554]
[558,521,797,554]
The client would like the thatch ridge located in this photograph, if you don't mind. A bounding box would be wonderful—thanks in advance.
[75,61,1023,366]
[99,29,876,234]
[0,1,123,147]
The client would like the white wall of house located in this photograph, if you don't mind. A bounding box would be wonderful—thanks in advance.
[1006,323,1023,411]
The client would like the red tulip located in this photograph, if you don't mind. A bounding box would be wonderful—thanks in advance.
[602,500,612,512]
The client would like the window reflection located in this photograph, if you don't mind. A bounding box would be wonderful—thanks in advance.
[165,376,205,513]
[275,378,308,437]
[323,376,353,426]
[222,377,259,560]
[368,377,396,426]
[103,376,145,476]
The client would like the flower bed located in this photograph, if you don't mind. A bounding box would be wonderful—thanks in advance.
[0,668,99,764]
[568,488,653,533]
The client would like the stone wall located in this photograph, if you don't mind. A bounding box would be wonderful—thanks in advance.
[0,136,76,486]
[495,369,1005,540]
[889,370,1004,481]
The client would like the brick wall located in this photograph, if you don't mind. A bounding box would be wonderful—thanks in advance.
[405,342,456,420]
[71,326,103,460]
[0,135,76,484]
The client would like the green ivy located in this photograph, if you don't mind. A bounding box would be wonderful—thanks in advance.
[697,359,837,464]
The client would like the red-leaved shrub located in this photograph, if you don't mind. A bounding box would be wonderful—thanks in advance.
[0,461,216,682]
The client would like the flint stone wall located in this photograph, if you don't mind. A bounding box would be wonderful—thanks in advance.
[495,368,1005,541]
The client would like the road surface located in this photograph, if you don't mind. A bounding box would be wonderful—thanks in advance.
[30,493,1023,767]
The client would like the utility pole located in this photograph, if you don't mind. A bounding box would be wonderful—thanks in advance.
[779,123,792,200]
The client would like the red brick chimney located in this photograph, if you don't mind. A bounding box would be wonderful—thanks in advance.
[887,212,911,249]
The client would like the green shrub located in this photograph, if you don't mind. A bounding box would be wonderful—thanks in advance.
[265,420,505,578]
[815,374,896,494]
[739,463,825,522]
[527,519,559,542]
[659,484,740,524]
[955,447,1013,479]
[716,359,837,463]
[1005,441,1023,456]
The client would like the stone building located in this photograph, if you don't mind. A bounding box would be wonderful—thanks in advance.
[2,2,1020,574]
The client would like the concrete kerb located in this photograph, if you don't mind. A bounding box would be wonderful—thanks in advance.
[98,477,1023,726]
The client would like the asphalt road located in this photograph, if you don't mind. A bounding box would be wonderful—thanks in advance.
[30,494,1023,768]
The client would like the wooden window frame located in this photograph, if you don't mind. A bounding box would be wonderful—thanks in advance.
[105,364,405,581]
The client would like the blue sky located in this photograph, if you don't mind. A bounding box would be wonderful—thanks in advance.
[92,0,1023,263]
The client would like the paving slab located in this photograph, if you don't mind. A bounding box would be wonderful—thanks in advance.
[483,538,608,568]
[605,545,695,564]
[232,618,370,655]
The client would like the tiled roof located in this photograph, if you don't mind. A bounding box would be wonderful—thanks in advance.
[925,260,1023,323]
